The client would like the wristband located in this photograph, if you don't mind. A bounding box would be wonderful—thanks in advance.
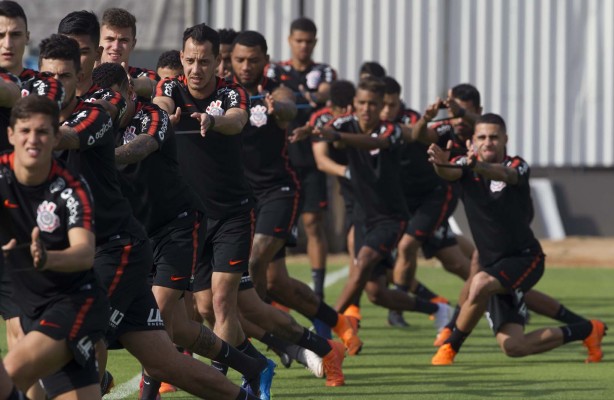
[343,167,351,180]
[207,115,216,130]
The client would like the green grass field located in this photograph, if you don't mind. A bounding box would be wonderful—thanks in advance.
[2,261,613,399]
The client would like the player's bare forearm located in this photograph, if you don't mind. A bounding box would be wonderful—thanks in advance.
[115,134,160,165]
[43,228,95,272]
[208,110,248,135]
[335,132,389,150]
[313,142,346,178]
[472,162,519,184]
[56,127,81,150]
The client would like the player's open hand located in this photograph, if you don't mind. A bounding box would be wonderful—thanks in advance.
[169,107,181,126]
[289,122,312,143]
[31,227,48,270]
[191,112,214,137]
[428,140,452,165]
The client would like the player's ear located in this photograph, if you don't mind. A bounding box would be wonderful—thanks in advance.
[7,127,15,146]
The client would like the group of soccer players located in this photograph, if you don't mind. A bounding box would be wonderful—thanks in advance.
[0,1,607,399]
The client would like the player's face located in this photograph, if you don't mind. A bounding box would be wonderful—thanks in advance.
[100,25,135,64]
[181,38,220,93]
[64,33,101,78]
[450,97,480,139]
[231,44,268,89]
[156,66,182,80]
[218,43,233,77]
[0,16,29,74]
[8,113,58,170]
[354,89,383,129]
[288,30,316,63]
[472,123,507,163]
[39,58,81,110]
[380,93,402,122]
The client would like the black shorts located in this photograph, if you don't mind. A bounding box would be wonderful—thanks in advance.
[94,236,164,348]
[20,288,109,398]
[296,167,328,213]
[0,273,20,320]
[420,222,458,259]
[354,220,403,281]
[483,250,545,333]
[192,209,254,292]
[150,211,201,290]
[405,183,458,241]
[255,193,300,247]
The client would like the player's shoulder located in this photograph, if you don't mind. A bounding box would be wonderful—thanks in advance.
[504,155,530,172]
[331,113,356,129]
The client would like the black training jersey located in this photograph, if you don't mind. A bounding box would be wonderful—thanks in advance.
[397,107,446,198]
[453,155,541,267]
[0,68,38,152]
[239,77,297,200]
[0,153,98,318]
[155,75,253,219]
[129,66,160,103]
[80,84,128,128]
[61,100,143,243]
[265,60,336,169]
[116,101,193,233]
[310,107,353,200]
[331,114,408,225]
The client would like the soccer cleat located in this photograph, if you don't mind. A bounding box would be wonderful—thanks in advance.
[432,303,453,333]
[259,358,276,400]
[433,327,452,347]
[388,310,410,328]
[431,343,457,365]
[296,348,324,378]
[101,370,115,396]
[343,304,362,321]
[158,382,177,394]
[583,319,608,363]
[323,340,346,386]
[333,314,363,356]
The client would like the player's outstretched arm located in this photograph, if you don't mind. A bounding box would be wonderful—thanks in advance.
[313,140,348,178]
[428,141,463,181]
[31,227,95,273]
[115,134,160,165]
[190,108,248,137]
[313,126,389,150]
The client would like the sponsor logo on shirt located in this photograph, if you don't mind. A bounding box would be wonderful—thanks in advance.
[49,177,66,194]
[61,188,81,225]
[36,200,60,233]
[250,104,268,127]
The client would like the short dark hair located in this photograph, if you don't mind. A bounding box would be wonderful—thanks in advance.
[359,62,386,79]
[101,8,136,38]
[290,17,317,35]
[58,10,100,46]
[357,76,385,97]
[156,50,182,71]
[330,80,355,108]
[182,23,220,56]
[383,76,401,95]
[92,62,129,92]
[475,113,506,134]
[451,83,481,109]
[39,34,81,72]
[232,30,267,53]
[0,1,27,30]
[219,28,238,45]
[10,95,60,133]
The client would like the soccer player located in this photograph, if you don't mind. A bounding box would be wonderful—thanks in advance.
[40,34,258,400]
[1,95,109,399]
[99,8,159,100]
[156,49,182,79]
[266,18,336,316]
[382,76,471,328]
[153,22,272,383]
[428,113,607,365]
[218,28,238,78]
[311,77,452,332]
[228,30,346,387]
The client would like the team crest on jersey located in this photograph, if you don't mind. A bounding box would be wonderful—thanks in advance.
[49,177,66,194]
[123,125,137,144]
[305,70,322,90]
[250,105,268,127]
[490,180,507,193]
[37,200,60,233]
[206,100,225,116]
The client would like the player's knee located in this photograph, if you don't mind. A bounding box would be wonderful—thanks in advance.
[499,337,529,357]
[364,285,383,305]
[467,272,493,301]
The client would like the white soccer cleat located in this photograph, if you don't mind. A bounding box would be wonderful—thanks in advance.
[296,348,324,378]
[433,303,452,333]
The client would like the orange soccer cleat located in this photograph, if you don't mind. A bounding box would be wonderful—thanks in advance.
[431,343,457,366]
[323,340,346,386]
[583,319,607,363]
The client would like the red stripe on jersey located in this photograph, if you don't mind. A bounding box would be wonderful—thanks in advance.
[3,152,13,169]
[509,158,521,168]
[144,105,161,137]
[71,105,102,134]
[281,128,301,230]
[379,122,395,138]
[52,162,94,231]
[190,213,200,275]
[107,244,132,297]
[431,184,453,235]
[309,107,332,127]
[512,253,543,290]
[69,296,94,340]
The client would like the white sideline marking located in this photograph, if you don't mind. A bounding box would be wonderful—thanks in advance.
[105,265,350,399]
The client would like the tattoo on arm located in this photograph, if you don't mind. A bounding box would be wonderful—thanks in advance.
[114,134,160,165]
[56,127,81,150]
[188,325,219,357]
